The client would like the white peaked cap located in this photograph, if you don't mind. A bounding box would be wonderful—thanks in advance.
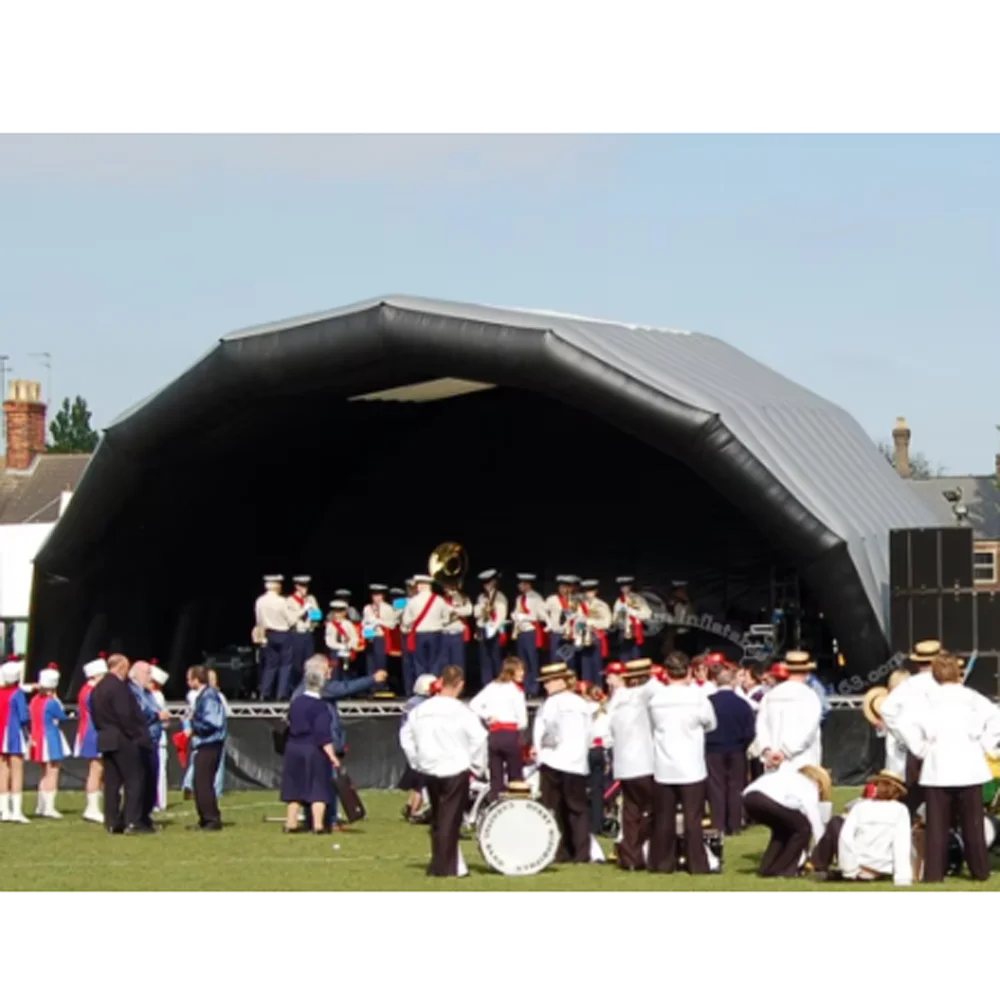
[478,569,498,581]
[616,576,635,584]
[329,600,348,610]
[1,662,22,684]
[517,573,536,581]
[151,666,170,686]
[412,574,433,584]
[413,674,436,697]
[264,574,284,583]
[292,575,311,584]
[83,658,108,679]
[581,579,599,588]
[39,668,60,689]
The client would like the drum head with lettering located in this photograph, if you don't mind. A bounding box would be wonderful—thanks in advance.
[477,798,560,876]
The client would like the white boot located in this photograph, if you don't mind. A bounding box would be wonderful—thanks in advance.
[0,792,10,821]
[45,790,63,819]
[34,790,46,816]
[10,793,30,823]
[82,791,103,823]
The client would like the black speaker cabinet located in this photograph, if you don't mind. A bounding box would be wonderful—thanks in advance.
[976,592,1000,651]
[964,652,999,698]
[890,526,974,591]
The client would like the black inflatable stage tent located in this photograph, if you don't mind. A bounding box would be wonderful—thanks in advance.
[31,296,943,695]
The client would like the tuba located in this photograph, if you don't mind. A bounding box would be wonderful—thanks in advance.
[429,541,468,625]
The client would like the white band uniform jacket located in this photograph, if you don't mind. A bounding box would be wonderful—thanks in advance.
[255,591,294,632]
[743,764,826,843]
[754,680,822,770]
[533,690,593,776]
[837,799,913,886]
[511,590,547,635]
[325,619,360,657]
[590,705,613,749]
[441,594,474,636]
[361,600,401,636]
[469,681,528,730]
[608,685,654,779]
[878,671,938,754]
[647,683,717,785]
[288,594,320,633]
[543,594,574,633]
[895,683,1000,787]
[402,591,453,634]
[474,590,509,630]
[400,696,488,779]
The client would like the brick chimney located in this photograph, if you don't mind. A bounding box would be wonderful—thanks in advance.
[3,379,46,471]
[892,416,911,478]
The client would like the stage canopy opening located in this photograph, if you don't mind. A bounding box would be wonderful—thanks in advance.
[30,296,943,695]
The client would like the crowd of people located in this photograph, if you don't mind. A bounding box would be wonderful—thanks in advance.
[398,639,1000,883]
[252,571,703,701]
[0,653,228,833]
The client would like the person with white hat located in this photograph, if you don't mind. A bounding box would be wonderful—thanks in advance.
[544,575,580,668]
[754,650,823,773]
[473,570,508,690]
[510,574,546,697]
[149,662,170,813]
[362,584,401,681]
[325,601,361,671]
[254,574,296,701]
[287,576,321,691]
[29,665,71,819]
[401,575,450,695]
[76,656,109,823]
[612,577,652,663]
[0,657,31,823]
[333,589,361,623]
[574,580,612,686]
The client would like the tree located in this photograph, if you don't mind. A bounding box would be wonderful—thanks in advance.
[48,396,99,454]
[877,441,942,479]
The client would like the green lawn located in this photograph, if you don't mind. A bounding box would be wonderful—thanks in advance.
[3,788,998,890]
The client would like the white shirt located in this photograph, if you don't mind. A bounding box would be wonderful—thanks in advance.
[469,681,528,730]
[897,683,1000,787]
[510,590,547,635]
[441,593,473,636]
[608,684,654,779]
[880,729,908,776]
[647,682,717,785]
[399,695,488,778]
[361,599,401,636]
[698,680,718,696]
[287,594,319,633]
[744,764,826,843]
[755,679,822,769]
[325,618,360,657]
[879,670,938,754]
[543,593,574,633]
[837,799,913,886]
[578,597,612,631]
[532,690,592,776]
[612,592,652,636]
[255,591,293,632]
[402,590,451,634]
[590,705,613,749]
[474,589,509,631]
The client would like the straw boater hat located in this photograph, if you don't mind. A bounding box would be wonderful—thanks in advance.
[862,686,889,727]
[540,662,572,685]
[504,781,532,798]
[909,639,942,663]
[872,769,907,797]
[783,650,816,672]
[798,765,833,802]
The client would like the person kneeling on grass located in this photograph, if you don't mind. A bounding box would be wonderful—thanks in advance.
[808,769,913,886]
[186,666,227,832]
[742,762,831,877]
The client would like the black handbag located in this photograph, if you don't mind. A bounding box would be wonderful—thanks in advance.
[272,719,289,755]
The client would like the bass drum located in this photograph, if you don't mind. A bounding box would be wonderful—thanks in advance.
[477,797,560,876]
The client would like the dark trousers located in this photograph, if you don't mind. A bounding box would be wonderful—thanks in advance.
[550,633,575,670]
[810,815,844,871]
[579,645,603,686]
[401,647,415,695]
[743,791,811,877]
[487,729,523,800]
[366,636,387,678]
[905,752,924,817]
[619,775,654,870]
[618,641,643,664]
[588,747,607,835]
[540,765,591,863]
[102,743,145,833]
[478,636,503,688]
[291,632,314,688]
[260,630,294,701]
[923,784,990,882]
[425,771,469,876]
[193,741,223,828]
[139,745,158,827]
[439,633,466,674]
[707,751,747,835]
[516,631,540,696]
[413,632,441,679]
[649,780,709,874]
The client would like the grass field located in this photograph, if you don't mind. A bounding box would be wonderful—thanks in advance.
[3,788,998,890]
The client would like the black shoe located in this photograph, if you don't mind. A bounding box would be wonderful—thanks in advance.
[106,826,125,835]
[190,821,223,832]
[124,824,156,835]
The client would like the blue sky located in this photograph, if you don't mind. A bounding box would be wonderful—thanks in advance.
[1,135,996,474]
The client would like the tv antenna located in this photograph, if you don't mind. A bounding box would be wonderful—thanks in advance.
[29,352,52,405]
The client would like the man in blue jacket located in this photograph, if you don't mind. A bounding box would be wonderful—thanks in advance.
[290,653,387,830]
[187,665,228,831]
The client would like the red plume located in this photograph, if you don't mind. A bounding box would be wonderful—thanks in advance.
[150,658,159,666]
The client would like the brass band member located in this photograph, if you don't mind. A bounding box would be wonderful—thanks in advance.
[469,657,528,801]
[474,569,508,690]
[362,584,401,679]
[575,580,612,686]
[511,573,546,696]
[613,576,652,662]
[440,582,473,673]
[325,601,360,670]
[544,575,579,668]
[288,576,320,689]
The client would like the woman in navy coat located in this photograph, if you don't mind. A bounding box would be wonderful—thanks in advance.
[281,660,339,832]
